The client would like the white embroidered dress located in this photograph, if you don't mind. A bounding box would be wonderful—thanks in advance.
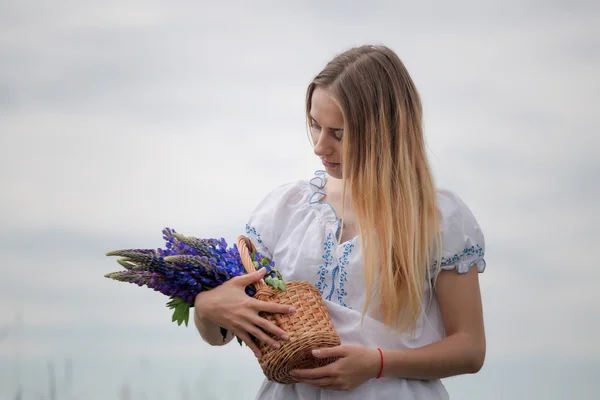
[245,171,486,400]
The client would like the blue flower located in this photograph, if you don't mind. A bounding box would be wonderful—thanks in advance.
[106,227,285,327]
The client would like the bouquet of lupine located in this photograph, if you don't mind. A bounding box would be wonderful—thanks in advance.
[105,228,285,343]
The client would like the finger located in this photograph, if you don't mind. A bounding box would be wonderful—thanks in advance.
[290,365,334,380]
[244,322,282,350]
[250,314,289,340]
[311,345,346,358]
[296,377,337,388]
[254,299,296,315]
[231,268,266,286]
[234,331,262,359]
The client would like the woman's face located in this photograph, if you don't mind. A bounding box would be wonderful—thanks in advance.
[309,86,345,179]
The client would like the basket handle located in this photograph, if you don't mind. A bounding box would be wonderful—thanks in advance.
[237,235,267,291]
[236,235,285,330]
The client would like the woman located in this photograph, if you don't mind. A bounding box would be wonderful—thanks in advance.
[193,45,487,399]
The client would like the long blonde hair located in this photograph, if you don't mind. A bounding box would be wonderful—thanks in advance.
[306,45,441,334]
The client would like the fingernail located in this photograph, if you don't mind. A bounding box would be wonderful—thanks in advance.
[272,341,281,349]
[281,334,289,340]
[288,307,295,313]
[312,349,320,356]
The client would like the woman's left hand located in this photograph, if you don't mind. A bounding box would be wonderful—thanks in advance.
[290,345,381,391]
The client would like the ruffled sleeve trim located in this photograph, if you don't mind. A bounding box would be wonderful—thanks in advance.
[440,249,487,274]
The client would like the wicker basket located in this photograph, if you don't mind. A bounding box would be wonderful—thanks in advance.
[236,235,341,384]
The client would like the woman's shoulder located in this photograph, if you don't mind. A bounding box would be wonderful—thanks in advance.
[436,189,479,220]
[435,189,486,275]
[244,172,320,258]
[255,176,313,210]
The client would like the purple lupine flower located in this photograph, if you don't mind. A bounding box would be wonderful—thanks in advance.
[105,228,282,327]
[104,270,154,287]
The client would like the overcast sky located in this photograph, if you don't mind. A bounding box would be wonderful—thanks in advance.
[1,1,598,399]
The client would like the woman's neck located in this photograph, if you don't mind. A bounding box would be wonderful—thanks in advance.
[324,176,351,203]
[323,176,358,242]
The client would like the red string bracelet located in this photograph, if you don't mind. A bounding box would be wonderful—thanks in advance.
[376,348,384,379]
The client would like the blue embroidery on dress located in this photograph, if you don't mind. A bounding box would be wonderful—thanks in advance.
[335,241,354,307]
[317,232,334,295]
[318,235,354,308]
[245,224,269,253]
[440,244,484,266]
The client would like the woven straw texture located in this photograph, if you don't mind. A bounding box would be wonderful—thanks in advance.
[237,235,341,384]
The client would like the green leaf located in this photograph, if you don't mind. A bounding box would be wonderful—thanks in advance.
[167,298,191,327]
[183,306,190,327]
[236,336,244,347]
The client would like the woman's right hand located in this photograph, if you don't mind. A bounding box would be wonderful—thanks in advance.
[194,267,295,359]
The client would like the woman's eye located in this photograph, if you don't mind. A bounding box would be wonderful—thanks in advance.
[334,130,344,141]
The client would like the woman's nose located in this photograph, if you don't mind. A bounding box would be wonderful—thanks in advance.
[313,133,333,157]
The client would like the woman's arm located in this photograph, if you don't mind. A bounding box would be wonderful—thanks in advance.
[292,266,486,389]
[380,265,486,379]
[194,308,234,346]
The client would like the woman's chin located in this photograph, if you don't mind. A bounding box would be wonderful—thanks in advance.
[324,166,343,179]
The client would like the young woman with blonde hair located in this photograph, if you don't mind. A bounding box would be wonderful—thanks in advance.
[193,45,487,399]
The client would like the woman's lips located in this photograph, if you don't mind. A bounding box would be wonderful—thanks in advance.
[322,160,340,168]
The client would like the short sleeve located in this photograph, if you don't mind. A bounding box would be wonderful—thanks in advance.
[244,180,309,260]
[436,189,486,275]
